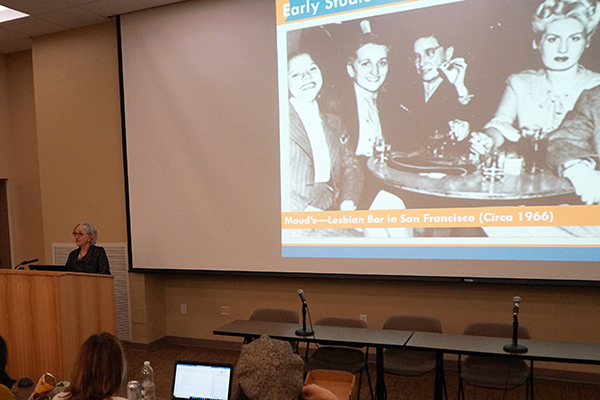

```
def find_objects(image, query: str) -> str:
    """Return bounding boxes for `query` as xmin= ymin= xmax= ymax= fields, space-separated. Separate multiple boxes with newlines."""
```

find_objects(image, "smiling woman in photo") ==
xmin=288 ymin=51 xmax=364 ymax=216
xmin=471 ymin=0 xmax=600 ymax=154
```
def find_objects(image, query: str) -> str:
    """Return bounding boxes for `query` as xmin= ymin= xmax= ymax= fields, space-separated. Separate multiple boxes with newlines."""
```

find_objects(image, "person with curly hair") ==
xmin=471 ymin=0 xmax=600 ymax=155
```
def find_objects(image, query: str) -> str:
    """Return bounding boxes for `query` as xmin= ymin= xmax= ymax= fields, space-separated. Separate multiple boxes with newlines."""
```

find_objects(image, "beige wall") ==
xmin=4 ymin=4 xmax=598 ymax=377
xmin=0 ymin=49 xmax=45 ymax=267
xmin=161 ymin=274 xmax=600 ymax=373
xmin=0 ymin=54 xmax=10 ymax=176
xmin=32 ymin=22 xmax=127 ymax=262
xmin=6 ymin=51 xmax=44 ymax=265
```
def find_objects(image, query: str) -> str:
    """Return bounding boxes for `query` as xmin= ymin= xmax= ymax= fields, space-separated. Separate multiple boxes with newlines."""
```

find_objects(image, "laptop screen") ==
xmin=171 ymin=361 xmax=233 ymax=400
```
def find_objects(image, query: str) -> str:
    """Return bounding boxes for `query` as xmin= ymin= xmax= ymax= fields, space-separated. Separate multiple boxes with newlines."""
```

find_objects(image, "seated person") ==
xmin=235 ymin=335 xmax=337 ymax=400
xmin=288 ymin=51 xmax=363 ymax=215
xmin=398 ymin=33 xmax=473 ymax=153
xmin=471 ymin=0 xmax=600 ymax=156
xmin=547 ymin=85 xmax=600 ymax=205
xmin=288 ymin=51 xmax=412 ymax=237
xmin=0 ymin=336 xmax=16 ymax=400
xmin=342 ymin=20 xmax=391 ymax=158
xmin=54 ymin=333 xmax=126 ymax=400
xmin=340 ymin=20 xmax=398 ymax=208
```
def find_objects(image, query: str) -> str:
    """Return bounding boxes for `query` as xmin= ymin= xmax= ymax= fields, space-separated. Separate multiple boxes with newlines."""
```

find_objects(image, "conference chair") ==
xmin=245 ymin=308 xmax=299 ymax=350
xmin=304 ymin=317 xmax=374 ymax=400
xmin=382 ymin=315 xmax=447 ymax=400
xmin=458 ymin=322 xmax=533 ymax=400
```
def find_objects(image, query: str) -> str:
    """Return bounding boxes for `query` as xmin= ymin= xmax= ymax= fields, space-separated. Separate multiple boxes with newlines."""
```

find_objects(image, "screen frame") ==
xmin=115 ymin=1 xmax=600 ymax=287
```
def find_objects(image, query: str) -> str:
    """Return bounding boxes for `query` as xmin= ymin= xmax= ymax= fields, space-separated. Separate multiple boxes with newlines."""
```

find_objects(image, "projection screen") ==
xmin=120 ymin=0 xmax=600 ymax=282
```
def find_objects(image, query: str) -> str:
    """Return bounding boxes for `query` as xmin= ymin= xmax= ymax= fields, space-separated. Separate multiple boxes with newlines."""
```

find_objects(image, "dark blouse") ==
xmin=65 ymin=245 xmax=110 ymax=275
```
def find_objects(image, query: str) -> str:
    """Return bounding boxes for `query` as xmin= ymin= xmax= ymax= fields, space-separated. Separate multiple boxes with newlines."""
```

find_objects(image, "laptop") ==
xmin=171 ymin=361 xmax=233 ymax=400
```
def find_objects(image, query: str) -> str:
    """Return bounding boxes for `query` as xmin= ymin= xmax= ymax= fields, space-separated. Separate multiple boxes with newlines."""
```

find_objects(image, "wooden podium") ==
xmin=0 ymin=269 xmax=116 ymax=381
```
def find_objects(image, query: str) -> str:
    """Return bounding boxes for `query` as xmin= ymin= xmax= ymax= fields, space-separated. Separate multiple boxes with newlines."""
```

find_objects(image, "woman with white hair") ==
xmin=472 ymin=0 xmax=600 ymax=154
xmin=65 ymin=222 xmax=110 ymax=274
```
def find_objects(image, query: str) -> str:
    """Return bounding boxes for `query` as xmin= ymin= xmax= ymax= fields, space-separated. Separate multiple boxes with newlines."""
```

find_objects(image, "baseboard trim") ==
xmin=124 ymin=337 xmax=600 ymax=385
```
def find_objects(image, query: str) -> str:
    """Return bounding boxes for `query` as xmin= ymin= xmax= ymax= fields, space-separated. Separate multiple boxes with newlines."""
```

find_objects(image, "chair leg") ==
xmin=457 ymin=378 xmax=465 ymax=400
xmin=530 ymin=361 xmax=534 ymax=400
xmin=457 ymin=355 xmax=464 ymax=400
xmin=357 ymin=370 xmax=363 ymax=400
xmin=364 ymin=364 xmax=374 ymax=400
xmin=442 ymin=369 xmax=448 ymax=400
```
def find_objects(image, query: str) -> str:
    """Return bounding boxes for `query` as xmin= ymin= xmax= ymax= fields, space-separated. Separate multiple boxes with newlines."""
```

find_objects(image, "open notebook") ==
xmin=171 ymin=361 xmax=233 ymax=400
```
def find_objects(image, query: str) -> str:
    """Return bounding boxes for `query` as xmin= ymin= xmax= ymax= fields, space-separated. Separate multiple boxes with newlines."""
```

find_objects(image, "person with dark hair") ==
xmin=0 ymin=336 xmax=16 ymax=400
xmin=547 ymin=85 xmax=600 ymax=205
xmin=287 ymin=50 xmax=412 ymax=237
xmin=288 ymin=51 xmax=364 ymax=217
xmin=337 ymin=20 xmax=397 ymax=209
xmin=65 ymin=222 xmax=110 ymax=274
xmin=54 ymin=333 xmax=126 ymax=400
xmin=343 ymin=21 xmax=391 ymax=158
xmin=398 ymin=33 xmax=474 ymax=153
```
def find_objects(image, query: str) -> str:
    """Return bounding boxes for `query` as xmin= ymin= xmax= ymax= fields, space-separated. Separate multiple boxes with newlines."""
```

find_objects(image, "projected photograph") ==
xmin=278 ymin=0 xmax=600 ymax=258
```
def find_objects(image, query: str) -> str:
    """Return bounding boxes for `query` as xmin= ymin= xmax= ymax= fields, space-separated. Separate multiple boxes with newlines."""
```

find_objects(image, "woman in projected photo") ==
xmin=288 ymin=52 xmax=363 ymax=217
xmin=471 ymin=0 xmax=600 ymax=155
xmin=288 ymin=51 xmax=412 ymax=237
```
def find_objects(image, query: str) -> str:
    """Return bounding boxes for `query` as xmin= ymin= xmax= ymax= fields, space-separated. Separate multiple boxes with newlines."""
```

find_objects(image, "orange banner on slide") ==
xmin=282 ymin=205 xmax=600 ymax=229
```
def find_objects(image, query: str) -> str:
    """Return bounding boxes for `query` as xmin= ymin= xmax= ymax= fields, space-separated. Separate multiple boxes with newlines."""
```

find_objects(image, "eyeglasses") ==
xmin=72 ymin=232 xmax=90 ymax=237
xmin=410 ymin=45 xmax=442 ymax=64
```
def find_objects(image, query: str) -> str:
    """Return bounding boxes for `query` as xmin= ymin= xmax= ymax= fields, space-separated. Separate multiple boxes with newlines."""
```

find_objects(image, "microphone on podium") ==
xmin=504 ymin=295 xmax=528 ymax=354
xmin=14 ymin=258 xmax=39 ymax=269
xmin=298 ymin=289 xmax=308 ymax=305
xmin=295 ymin=289 xmax=314 ymax=337
xmin=513 ymin=296 xmax=521 ymax=316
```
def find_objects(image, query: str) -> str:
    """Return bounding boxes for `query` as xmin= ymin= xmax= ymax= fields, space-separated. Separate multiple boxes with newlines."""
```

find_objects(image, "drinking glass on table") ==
xmin=520 ymin=126 xmax=545 ymax=174
xmin=373 ymin=136 xmax=391 ymax=164
xmin=482 ymin=150 xmax=505 ymax=182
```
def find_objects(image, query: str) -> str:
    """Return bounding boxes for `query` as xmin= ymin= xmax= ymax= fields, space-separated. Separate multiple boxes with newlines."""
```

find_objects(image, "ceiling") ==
xmin=0 ymin=0 xmax=187 ymax=53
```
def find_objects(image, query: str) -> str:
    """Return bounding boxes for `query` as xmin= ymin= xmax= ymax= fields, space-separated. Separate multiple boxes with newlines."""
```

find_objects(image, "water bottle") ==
xmin=140 ymin=361 xmax=155 ymax=400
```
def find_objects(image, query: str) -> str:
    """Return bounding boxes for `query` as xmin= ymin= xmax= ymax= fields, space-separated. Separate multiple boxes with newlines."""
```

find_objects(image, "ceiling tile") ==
xmin=0 ymin=16 xmax=66 ymax=36
xmin=80 ymin=0 xmax=149 ymax=18
xmin=0 ymin=0 xmax=72 ymax=15
xmin=0 ymin=0 xmax=192 ymax=53
xmin=38 ymin=7 xmax=108 ymax=29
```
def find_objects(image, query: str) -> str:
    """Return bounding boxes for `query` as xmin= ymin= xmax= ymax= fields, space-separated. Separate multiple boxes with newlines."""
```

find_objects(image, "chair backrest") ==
xmin=249 ymin=308 xmax=299 ymax=324
xmin=383 ymin=315 xmax=442 ymax=333
xmin=463 ymin=322 xmax=531 ymax=339
xmin=315 ymin=317 xmax=367 ymax=329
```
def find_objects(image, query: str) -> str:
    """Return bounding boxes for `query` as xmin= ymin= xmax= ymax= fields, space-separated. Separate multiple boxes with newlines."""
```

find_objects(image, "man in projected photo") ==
xmin=288 ymin=51 xmax=412 ymax=237
xmin=398 ymin=34 xmax=473 ymax=153
xmin=547 ymin=85 xmax=600 ymax=206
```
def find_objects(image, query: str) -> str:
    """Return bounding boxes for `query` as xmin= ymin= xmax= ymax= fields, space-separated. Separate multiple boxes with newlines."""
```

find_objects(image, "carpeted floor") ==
xmin=123 ymin=343 xmax=600 ymax=400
